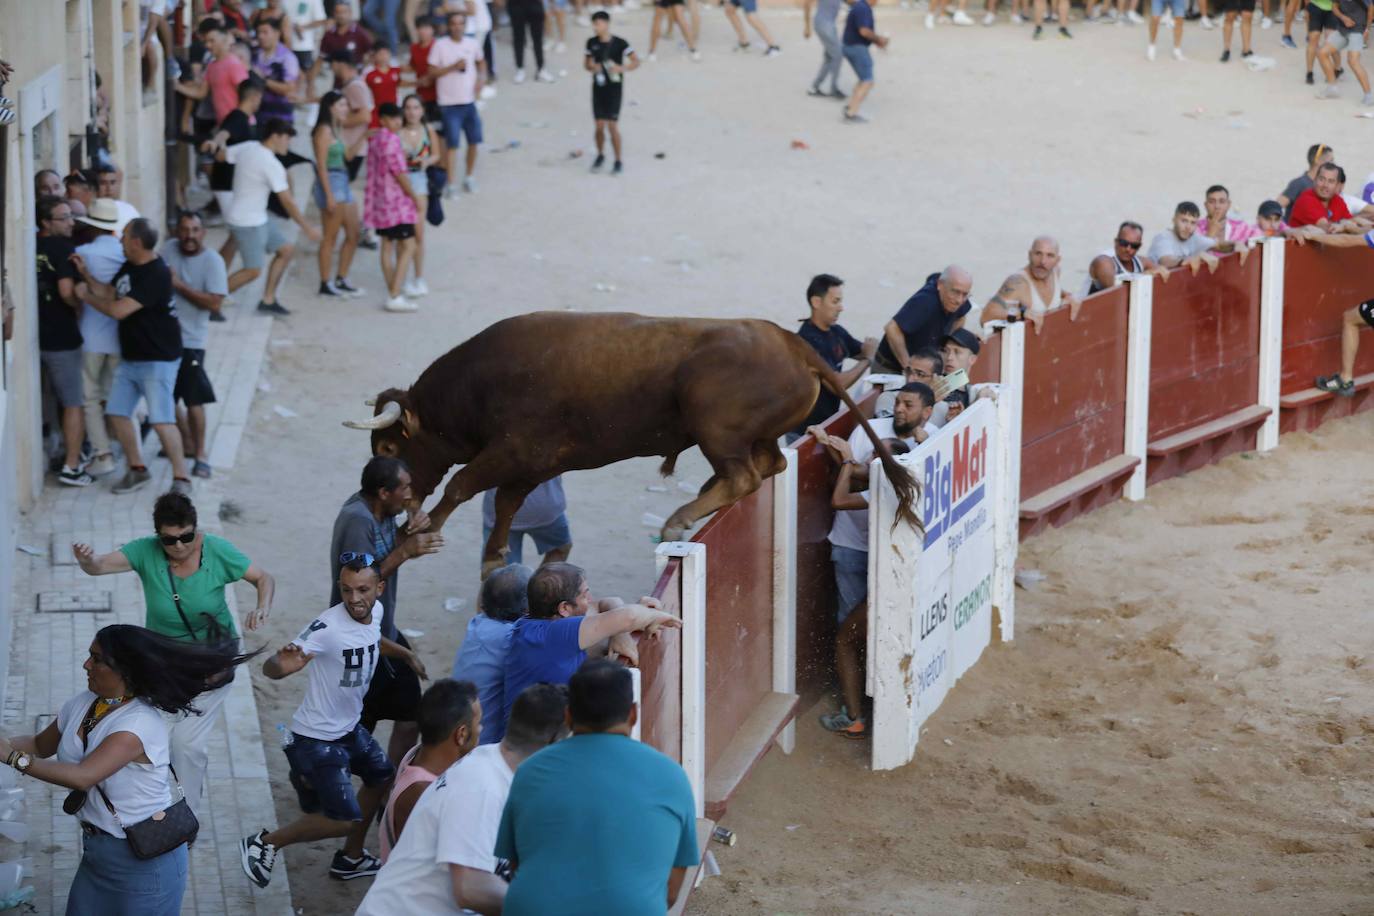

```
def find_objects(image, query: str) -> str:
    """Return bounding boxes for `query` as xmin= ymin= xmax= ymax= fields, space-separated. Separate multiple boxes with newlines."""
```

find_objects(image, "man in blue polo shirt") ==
xmin=501 ymin=563 xmax=679 ymax=727
xmin=874 ymin=265 xmax=973 ymax=374
xmin=495 ymin=659 xmax=699 ymax=915
xmin=790 ymin=273 xmax=876 ymax=440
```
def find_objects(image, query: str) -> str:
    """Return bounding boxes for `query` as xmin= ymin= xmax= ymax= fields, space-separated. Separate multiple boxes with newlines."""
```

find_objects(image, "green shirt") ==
xmin=1311 ymin=0 xmax=1333 ymax=10
xmin=120 ymin=534 xmax=249 ymax=641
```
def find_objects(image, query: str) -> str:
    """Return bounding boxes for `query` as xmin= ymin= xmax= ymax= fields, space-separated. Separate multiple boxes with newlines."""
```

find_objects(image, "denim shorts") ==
xmin=106 ymin=359 xmax=181 ymax=424
xmin=283 ymin=723 xmax=394 ymax=822
xmin=227 ymin=219 xmax=288 ymax=271
xmin=440 ymin=102 xmax=483 ymax=148
xmin=405 ymin=170 xmax=427 ymax=196
xmin=311 ymin=168 xmax=354 ymax=210
xmin=1150 ymin=0 xmax=1186 ymax=16
xmin=831 ymin=544 xmax=868 ymax=624
xmin=731 ymin=0 xmax=758 ymax=11
xmin=843 ymin=44 xmax=874 ymax=82
xmin=483 ymin=513 xmax=573 ymax=566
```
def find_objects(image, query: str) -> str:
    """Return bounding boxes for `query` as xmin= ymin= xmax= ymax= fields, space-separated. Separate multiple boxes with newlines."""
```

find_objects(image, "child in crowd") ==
xmin=365 ymin=102 xmax=423 ymax=312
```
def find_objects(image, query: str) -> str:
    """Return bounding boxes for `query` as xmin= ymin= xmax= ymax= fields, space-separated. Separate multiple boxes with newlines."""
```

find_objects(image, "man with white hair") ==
xmin=873 ymin=265 xmax=972 ymax=374
xmin=981 ymin=236 xmax=1082 ymax=334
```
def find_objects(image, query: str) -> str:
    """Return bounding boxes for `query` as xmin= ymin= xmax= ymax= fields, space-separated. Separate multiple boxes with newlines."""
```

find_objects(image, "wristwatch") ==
xmin=7 ymin=750 xmax=30 ymax=773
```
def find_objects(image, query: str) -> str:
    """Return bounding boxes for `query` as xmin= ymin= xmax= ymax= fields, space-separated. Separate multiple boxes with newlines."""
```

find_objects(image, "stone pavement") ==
xmin=6 ymin=288 xmax=293 ymax=914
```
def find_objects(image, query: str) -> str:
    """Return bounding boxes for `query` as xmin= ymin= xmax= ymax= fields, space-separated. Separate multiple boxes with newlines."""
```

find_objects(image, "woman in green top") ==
xmin=72 ymin=491 xmax=274 ymax=814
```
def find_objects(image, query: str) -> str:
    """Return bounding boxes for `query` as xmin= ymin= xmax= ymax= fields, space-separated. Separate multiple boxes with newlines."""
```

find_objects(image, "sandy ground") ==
xmin=215 ymin=4 xmax=1374 ymax=912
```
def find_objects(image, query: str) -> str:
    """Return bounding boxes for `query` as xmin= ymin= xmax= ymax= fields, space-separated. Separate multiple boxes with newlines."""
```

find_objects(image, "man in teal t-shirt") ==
xmin=494 ymin=659 xmax=699 ymax=915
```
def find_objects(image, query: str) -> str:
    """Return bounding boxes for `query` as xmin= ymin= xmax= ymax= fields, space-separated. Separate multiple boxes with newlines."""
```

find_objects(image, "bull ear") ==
xmin=401 ymin=409 xmax=421 ymax=439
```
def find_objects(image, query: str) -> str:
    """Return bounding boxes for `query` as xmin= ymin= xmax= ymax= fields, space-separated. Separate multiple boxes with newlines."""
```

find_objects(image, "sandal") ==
xmin=1315 ymin=374 xmax=1356 ymax=397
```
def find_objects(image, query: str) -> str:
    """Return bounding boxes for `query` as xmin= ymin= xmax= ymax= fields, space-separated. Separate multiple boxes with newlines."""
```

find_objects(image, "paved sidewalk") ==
xmin=6 ymin=291 xmax=292 ymax=914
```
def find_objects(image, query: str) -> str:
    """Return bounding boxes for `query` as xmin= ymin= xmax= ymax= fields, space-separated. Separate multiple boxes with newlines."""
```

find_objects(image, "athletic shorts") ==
xmin=293 ymin=49 xmax=314 ymax=72
xmin=174 ymin=349 xmax=216 ymax=407
xmin=1329 ymin=27 xmax=1366 ymax=50
xmin=1151 ymin=0 xmax=1187 ymax=15
xmin=1359 ymin=299 xmax=1374 ymax=328
xmin=228 ymin=219 xmax=288 ymax=271
xmin=106 ymin=358 xmax=180 ymax=424
xmin=440 ymin=102 xmax=483 ymax=148
xmin=657 ymin=0 xmax=685 ymax=7
xmin=377 ymin=223 xmax=416 ymax=240
xmin=283 ymin=724 xmax=394 ymax=822
xmin=40 ymin=349 xmax=85 ymax=408
xmin=831 ymin=544 xmax=868 ymax=624
xmin=483 ymin=513 xmax=573 ymax=566
xmin=1307 ymin=3 xmax=1335 ymax=31
xmin=362 ymin=631 xmax=422 ymax=724
xmin=843 ymin=44 xmax=874 ymax=82
xmin=592 ymin=85 xmax=623 ymax=121
xmin=312 ymin=168 xmax=354 ymax=210
xmin=1215 ymin=0 xmax=1255 ymax=12
xmin=731 ymin=0 xmax=758 ymax=12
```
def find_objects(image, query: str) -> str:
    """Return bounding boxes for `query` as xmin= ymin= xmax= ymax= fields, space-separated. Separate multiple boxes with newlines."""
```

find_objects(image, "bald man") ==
xmin=874 ymin=265 xmax=973 ymax=374
xmin=982 ymin=236 xmax=1082 ymax=334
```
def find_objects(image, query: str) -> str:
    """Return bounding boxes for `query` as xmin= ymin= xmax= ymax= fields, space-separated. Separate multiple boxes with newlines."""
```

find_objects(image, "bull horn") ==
xmin=343 ymin=400 xmax=402 ymax=430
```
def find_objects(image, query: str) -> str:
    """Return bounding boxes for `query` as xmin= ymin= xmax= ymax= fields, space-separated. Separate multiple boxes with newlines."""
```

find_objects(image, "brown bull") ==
xmin=344 ymin=312 xmax=917 ymax=572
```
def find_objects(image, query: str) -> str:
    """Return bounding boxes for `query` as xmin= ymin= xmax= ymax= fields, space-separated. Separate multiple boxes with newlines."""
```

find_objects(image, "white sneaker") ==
xmin=480 ymin=84 xmax=497 ymax=100
xmin=924 ymin=11 xmax=935 ymax=26
xmin=1011 ymin=12 xmax=1025 ymax=22
xmin=1127 ymin=8 xmax=1144 ymax=21
xmin=536 ymin=68 xmax=556 ymax=82
xmin=952 ymin=8 xmax=974 ymax=24
xmin=543 ymin=39 xmax=553 ymax=51
xmin=1172 ymin=45 xmax=1185 ymax=59
xmin=1146 ymin=42 xmax=1156 ymax=59
xmin=384 ymin=295 xmax=418 ymax=312
xmin=690 ymin=49 xmax=702 ymax=61
xmin=514 ymin=68 xmax=527 ymax=84
xmin=555 ymin=41 xmax=567 ymax=52
xmin=982 ymin=10 xmax=995 ymax=23
xmin=1260 ymin=14 xmax=1272 ymax=27
xmin=1200 ymin=13 xmax=1214 ymax=27
xmin=648 ymin=52 xmax=658 ymax=61
xmin=462 ymin=176 xmax=477 ymax=193
xmin=576 ymin=13 xmax=591 ymax=25
xmin=403 ymin=278 xmax=430 ymax=297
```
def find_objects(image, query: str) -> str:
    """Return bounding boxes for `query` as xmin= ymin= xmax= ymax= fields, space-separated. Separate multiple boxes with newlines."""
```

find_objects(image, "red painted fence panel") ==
xmin=968 ymin=327 xmax=1002 ymax=386
xmin=637 ymin=561 xmax=682 ymax=763
xmin=1280 ymin=241 xmax=1374 ymax=395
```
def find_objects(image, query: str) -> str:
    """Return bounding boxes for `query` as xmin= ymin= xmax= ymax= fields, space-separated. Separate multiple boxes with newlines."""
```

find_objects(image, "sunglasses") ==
xmin=1115 ymin=238 xmax=1142 ymax=250
xmin=339 ymin=551 xmax=376 ymax=567
xmin=159 ymin=530 xmax=196 ymax=546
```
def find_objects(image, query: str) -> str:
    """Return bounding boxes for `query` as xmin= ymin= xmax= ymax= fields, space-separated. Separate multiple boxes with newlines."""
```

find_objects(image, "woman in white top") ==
xmin=0 ymin=625 xmax=255 ymax=915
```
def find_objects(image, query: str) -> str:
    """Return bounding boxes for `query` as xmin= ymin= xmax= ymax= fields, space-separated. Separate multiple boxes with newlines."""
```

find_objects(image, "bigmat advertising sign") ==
xmin=868 ymin=398 xmax=1000 ymax=772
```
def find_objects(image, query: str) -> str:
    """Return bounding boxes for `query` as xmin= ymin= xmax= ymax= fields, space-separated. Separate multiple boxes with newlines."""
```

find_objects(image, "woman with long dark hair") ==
xmin=397 ymin=93 xmax=441 ymax=298
xmin=72 ymin=491 xmax=274 ymax=815
xmin=312 ymin=89 xmax=367 ymax=299
xmin=0 ymin=625 xmax=257 ymax=915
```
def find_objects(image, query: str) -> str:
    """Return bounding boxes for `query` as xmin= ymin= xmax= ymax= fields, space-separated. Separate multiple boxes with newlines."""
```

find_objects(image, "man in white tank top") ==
xmin=981 ymin=235 xmax=1081 ymax=333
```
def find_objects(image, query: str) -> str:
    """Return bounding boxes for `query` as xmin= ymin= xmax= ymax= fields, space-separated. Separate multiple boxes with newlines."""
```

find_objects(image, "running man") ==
xmin=1316 ymin=0 xmax=1374 ymax=104
xmin=841 ymin=0 xmax=889 ymax=123
xmin=724 ymin=0 xmax=782 ymax=56
xmin=239 ymin=555 xmax=429 ymax=888
xmin=586 ymin=12 xmax=639 ymax=175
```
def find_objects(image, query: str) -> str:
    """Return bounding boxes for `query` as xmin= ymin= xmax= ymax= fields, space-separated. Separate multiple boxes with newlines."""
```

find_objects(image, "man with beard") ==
xmin=981 ymin=235 xmax=1082 ymax=334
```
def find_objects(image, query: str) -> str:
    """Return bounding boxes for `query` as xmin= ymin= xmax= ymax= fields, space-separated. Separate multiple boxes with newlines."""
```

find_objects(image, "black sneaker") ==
xmin=591 ymin=153 xmax=605 ymax=172
xmin=1242 ymin=49 xmax=1254 ymax=58
xmin=334 ymin=277 xmax=365 ymax=298
xmin=209 ymin=310 xmax=227 ymax=322
xmin=612 ymin=161 xmax=623 ymax=175
xmin=1033 ymin=24 xmax=1044 ymax=38
xmin=357 ymin=230 xmax=379 ymax=251
xmin=257 ymin=301 xmax=291 ymax=316
xmin=1315 ymin=374 xmax=1356 ymax=397
xmin=1220 ymin=49 xmax=1231 ymax=61
xmin=329 ymin=849 xmax=382 ymax=880
xmin=58 ymin=466 xmax=94 ymax=487
xmin=1306 ymin=71 xmax=1315 ymax=84
xmin=1058 ymin=25 xmax=1072 ymax=37
xmin=319 ymin=280 xmax=343 ymax=297
xmin=240 ymin=830 xmax=277 ymax=888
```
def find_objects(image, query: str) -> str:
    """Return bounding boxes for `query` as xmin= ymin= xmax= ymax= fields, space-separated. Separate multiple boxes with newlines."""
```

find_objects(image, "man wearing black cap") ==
xmin=223 ymin=118 xmax=320 ymax=316
xmin=926 ymin=329 xmax=982 ymax=429
xmin=874 ymin=266 xmax=973 ymax=374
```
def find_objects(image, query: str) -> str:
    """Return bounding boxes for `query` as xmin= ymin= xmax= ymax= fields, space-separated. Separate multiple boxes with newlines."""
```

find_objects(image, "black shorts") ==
xmin=174 ymin=349 xmax=217 ymax=407
xmin=1307 ymin=3 xmax=1335 ymax=32
xmin=593 ymin=85 xmax=623 ymax=122
xmin=423 ymin=99 xmax=443 ymax=125
xmin=346 ymin=155 xmax=364 ymax=183
xmin=657 ymin=0 xmax=684 ymax=7
xmin=361 ymin=631 xmax=422 ymax=724
xmin=377 ymin=224 xmax=416 ymax=240
xmin=1359 ymin=299 xmax=1374 ymax=329
xmin=1216 ymin=0 xmax=1255 ymax=12
xmin=293 ymin=49 xmax=314 ymax=72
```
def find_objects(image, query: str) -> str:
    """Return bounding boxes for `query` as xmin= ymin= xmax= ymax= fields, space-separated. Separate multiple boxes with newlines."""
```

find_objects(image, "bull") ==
xmin=343 ymin=312 xmax=918 ymax=574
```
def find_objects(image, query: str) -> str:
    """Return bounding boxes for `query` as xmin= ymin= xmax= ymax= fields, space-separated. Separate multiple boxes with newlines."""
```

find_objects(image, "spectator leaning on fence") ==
xmin=874 ymin=266 xmax=972 ymax=374
xmin=1147 ymin=201 xmax=1220 ymax=271
xmin=1289 ymin=162 xmax=1353 ymax=228
xmin=791 ymin=273 xmax=877 ymax=439
xmin=1086 ymin=221 xmax=1165 ymax=295
xmin=981 ymin=236 xmax=1081 ymax=334
xmin=1276 ymin=142 xmax=1334 ymax=220
xmin=1198 ymin=184 xmax=1265 ymax=252
xmin=453 ymin=564 xmax=534 ymax=746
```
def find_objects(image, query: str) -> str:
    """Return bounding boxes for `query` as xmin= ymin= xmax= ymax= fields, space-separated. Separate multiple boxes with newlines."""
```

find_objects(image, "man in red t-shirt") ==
xmin=408 ymin=17 xmax=440 ymax=122
xmin=365 ymin=45 xmax=402 ymax=128
xmin=204 ymin=20 xmax=251 ymax=124
xmin=1290 ymin=162 xmax=1353 ymax=228
xmin=316 ymin=2 xmax=374 ymax=86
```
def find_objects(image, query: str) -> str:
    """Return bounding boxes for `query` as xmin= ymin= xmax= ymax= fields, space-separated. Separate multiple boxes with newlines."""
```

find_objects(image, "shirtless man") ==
xmin=1086 ymin=221 xmax=1167 ymax=295
xmin=981 ymin=235 xmax=1082 ymax=333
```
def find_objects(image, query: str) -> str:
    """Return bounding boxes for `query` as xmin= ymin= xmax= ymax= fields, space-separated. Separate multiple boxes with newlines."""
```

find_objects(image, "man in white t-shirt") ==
xmin=240 ymin=556 xmax=429 ymax=888
xmin=224 ymin=118 xmax=320 ymax=316
xmin=812 ymin=382 xmax=933 ymax=739
xmin=356 ymin=682 xmax=569 ymax=915
xmin=429 ymin=11 xmax=486 ymax=194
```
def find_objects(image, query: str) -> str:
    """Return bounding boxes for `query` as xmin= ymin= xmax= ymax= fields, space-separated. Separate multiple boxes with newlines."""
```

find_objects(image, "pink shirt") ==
xmin=378 ymin=746 xmax=440 ymax=863
xmin=364 ymin=129 xmax=417 ymax=230
xmin=428 ymin=35 xmax=482 ymax=106
xmin=207 ymin=55 xmax=250 ymax=124
xmin=1197 ymin=216 xmax=1263 ymax=247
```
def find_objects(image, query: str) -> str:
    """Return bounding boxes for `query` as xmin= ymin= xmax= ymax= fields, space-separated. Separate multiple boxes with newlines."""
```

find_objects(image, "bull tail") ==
xmin=803 ymin=348 xmax=922 ymax=533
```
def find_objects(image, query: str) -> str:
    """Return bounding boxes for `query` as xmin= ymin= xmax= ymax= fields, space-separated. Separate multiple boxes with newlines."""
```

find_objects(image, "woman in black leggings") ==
xmin=508 ymin=0 xmax=549 ymax=80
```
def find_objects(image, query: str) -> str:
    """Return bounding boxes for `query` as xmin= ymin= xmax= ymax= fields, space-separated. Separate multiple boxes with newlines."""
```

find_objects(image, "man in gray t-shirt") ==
xmin=159 ymin=212 xmax=228 ymax=479
xmin=1147 ymin=201 xmax=1219 ymax=270
xmin=480 ymin=475 xmax=573 ymax=567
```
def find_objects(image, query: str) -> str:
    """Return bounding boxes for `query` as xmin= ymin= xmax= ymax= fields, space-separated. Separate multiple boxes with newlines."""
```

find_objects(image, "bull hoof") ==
xmin=661 ymin=526 xmax=688 ymax=543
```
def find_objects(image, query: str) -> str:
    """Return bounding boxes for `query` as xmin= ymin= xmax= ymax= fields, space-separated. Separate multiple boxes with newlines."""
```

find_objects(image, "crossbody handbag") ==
xmin=165 ymin=561 xmax=238 ymax=688
xmin=76 ymin=701 xmax=201 ymax=859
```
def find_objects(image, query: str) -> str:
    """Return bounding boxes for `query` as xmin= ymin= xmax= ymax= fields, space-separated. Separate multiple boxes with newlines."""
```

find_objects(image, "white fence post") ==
xmin=655 ymin=540 xmax=707 ymax=819
xmin=1123 ymin=274 xmax=1154 ymax=501
xmin=993 ymin=322 xmax=1025 ymax=642
xmin=1257 ymin=238 xmax=1287 ymax=452
xmin=629 ymin=668 xmax=642 ymax=741
xmin=771 ymin=452 xmax=798 ymax=754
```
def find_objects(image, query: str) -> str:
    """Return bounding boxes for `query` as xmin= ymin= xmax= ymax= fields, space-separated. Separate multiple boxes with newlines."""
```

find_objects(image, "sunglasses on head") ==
xmin=1115 ymin=238 xmax=1142 ymax=250
xmin=159 ymin=530 xmax=196 ymax=546
xmin=339 ymin=551 xmax=376 ymax=567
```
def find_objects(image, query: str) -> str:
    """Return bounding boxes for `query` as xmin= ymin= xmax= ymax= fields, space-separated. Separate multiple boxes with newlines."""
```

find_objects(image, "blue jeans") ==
xmin=66 ymin=832 xmax=187 ymax=916
xmin=363 ymin=0 xmax=402 ymax=52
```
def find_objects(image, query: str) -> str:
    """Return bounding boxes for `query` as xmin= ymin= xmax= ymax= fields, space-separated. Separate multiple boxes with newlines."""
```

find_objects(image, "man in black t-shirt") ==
xmin=584 ymin=13 xmax=639 ymax=176
xmin=35 ymin=196 xmax=92 ymax=487
xmin=874 ymin=266 xmax=973 ymax=374
xmin=790 ymin=273 xmax=877 ymax=439
xmin=73 ymin=218 xmax=193 ymax=497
